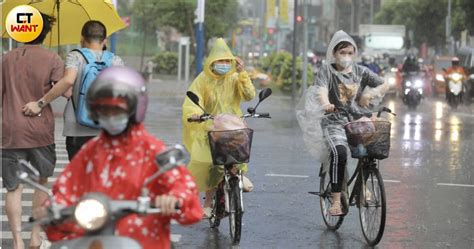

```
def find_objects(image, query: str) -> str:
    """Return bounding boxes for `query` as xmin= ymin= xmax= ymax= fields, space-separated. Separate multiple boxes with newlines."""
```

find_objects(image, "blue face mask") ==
xmin=213 ymin=63 xmax=232 ymax=75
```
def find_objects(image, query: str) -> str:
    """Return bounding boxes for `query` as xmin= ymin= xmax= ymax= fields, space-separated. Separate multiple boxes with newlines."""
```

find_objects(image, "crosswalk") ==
xmin=1 ymin=139 xmax=182 ymax=247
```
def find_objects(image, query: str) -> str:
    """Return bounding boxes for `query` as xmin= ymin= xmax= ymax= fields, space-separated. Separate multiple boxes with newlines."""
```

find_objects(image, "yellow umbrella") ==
xmin=2 ymin=0 xmax=126 ymax=47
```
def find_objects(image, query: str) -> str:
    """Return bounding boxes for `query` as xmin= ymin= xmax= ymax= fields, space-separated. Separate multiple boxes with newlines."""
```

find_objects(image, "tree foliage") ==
xmin=375 ymin=0 xmax=472 ymax=48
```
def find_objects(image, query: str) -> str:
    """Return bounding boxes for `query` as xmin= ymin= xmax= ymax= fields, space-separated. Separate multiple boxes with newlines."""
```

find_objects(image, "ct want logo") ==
xmin=5 ymin=5 xmax=44 ymax=43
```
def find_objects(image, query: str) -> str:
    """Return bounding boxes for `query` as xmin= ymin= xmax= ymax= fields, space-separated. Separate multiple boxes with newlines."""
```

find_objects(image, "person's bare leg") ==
xmin=29 ymin=177 xmax=48 ymax=247
xmin=329 ymin=192 xmax=343 ymax=215
xmin=204 ymin=188 xmax=216 ymax=208
xmin=6 ymin=184 xmax=25 ymax=249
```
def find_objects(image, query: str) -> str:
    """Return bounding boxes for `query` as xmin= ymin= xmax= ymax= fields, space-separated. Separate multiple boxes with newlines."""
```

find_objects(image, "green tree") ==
xmin=132 ymin=0 xmax=161 ymax=70
xmin=375 ymin=0 xmax=470 ymax=49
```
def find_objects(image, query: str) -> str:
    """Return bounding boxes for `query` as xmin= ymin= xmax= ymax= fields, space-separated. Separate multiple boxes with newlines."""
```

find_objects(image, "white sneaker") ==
xmin=203 ymin=207 xmax=212 ymax=219
xmin=242 ymin=175 xmax=254 ymax=192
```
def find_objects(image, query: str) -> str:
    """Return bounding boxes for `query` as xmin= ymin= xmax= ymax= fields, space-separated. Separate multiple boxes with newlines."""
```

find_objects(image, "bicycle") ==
xmin=186 ymin=89 xmax=272 ymax=245
xmin=315 ymin=106 xmax=396 ymax=246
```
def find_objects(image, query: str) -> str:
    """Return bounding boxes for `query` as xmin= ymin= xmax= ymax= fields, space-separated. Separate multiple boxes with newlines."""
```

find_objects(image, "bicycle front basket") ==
xmin=208 ymin=128 xmax=254 ymax=165
xmin=344 ymin=120 xmax=391 ymax=160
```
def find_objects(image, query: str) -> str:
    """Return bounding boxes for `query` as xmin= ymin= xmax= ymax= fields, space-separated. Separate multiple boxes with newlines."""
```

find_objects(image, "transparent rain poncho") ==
xmin=296 ymin=30 xmax=388 ymax=167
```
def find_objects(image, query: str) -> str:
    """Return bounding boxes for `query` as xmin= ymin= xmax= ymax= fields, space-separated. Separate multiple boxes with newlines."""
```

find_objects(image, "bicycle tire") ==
xmin=319 ymin=165 xmax=344 ymax=230
xmin=228 ymin=178 xmax=242 ymax=245
xmin=359 ymin=168 xmax=386 ymax=246
xmin=209 ymin=185 xmax=224 ymax=228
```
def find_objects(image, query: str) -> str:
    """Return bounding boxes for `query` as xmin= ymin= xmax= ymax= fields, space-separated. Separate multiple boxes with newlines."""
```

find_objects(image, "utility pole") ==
xmin=446 ymin=0 xmax=452 ymax=54
xmin=195 ymin=0 xmax=205 ymax=75
xmin=291 ymin=0 xmax=299 ymax=102
xmin=302 ymin=0 xmax=309 ymax=95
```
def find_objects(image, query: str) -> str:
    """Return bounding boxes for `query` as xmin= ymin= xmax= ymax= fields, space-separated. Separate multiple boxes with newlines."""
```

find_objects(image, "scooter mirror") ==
xmin=156 ymin=144 xmax=190 ymax=172
xmin=259 ymin=88 xmax=272 ymax=102
xmin=186 ymin=91 xmax=200 ymax=106
xmin=16 ymin=159 xmax=40 ymax=182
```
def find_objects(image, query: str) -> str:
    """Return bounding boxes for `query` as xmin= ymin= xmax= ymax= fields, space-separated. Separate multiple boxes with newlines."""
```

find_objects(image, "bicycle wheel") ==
xmin=359 ymin=168 xmax=386 ymax=246
xmin=319 ymin=166 xmax=344 ymax=230
xmin=228 ymin=178 xmax=242 ymax=245
xmin=209 ymin=185 xmax=224 ymax=228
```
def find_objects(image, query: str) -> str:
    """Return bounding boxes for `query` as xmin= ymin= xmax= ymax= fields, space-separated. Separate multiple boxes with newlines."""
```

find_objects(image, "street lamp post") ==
xmin=195 ymin=0 xmax=206 ymax=75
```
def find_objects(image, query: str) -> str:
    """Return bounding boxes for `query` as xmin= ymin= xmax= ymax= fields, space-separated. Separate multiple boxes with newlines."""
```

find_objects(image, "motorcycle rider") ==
xmin=360 ymin=54 xmax=381 ymax=75
xmin=34 ymin=67 xmax=203 ymax=249
xmin=444 ymin=57 xmax=467 ymax=100
xmin=402 ymin=54 xmax=420 ymax=74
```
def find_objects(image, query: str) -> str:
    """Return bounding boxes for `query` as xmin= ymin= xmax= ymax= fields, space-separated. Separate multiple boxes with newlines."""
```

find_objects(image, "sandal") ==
xmin=202 ymin=207 xmax=212 ymax=219
xmin=328 ymin=200 xmax=345 ymax=216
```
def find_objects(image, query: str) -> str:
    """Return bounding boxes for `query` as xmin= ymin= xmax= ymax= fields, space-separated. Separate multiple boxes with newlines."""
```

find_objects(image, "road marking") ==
xmin=437 ymin=183 xmax=474 ymax=188
xmin=0 ymin=231 xmax=182 ymax=243
xmin=1 ymin=232 xmax=47 ymax=239
xmin=0 ymin=201 xmax=33 ymax=206
xmin=383 ymin=179 xmax=401 ymax=183
xmin=54 ymin=167 xmax=65 ymax=173
xmin=265 ymin=173 xmax=309 ymax=178
xmin=0 ymin=177 xmax=57 ymax=183
xmin=1 ymin=189 xmax=35 ymax=194
xmin=56 ymin=160 xmax=69 ymax=164
xmin=1 ymin=215 xmax=31 ymax=222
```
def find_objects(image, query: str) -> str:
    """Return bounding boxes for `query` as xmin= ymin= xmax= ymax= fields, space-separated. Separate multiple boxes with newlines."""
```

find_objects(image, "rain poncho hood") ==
xmin=182 ymin=38 xmax=256 ymax=191
xmin=326 ymin=30 xmax=358 ymax=64
xmin=204 ymin=38 xmax=236 ymax=78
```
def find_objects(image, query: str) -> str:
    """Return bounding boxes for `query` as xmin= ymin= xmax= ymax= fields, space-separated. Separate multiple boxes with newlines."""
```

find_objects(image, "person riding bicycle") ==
xmin=35 ymin=67 xmax=203 ymax=249
xmin=182 ymin=38 xmax=256 ymax=218
xmin=296 ymin=30 xmax=388 ymax=216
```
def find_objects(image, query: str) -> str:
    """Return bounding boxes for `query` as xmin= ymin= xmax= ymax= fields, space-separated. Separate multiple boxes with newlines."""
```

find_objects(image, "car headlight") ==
xmin=74 ymin=197 xmax=109 ymax=231
xmin=450 ymin=73 xmax=462 ymax=81
xmin=405 ymin=81 xmax=412 ymax=87
xmin=415 ymin=80 xmax=423 ymax=88
xmin=436 ymin=74 xmax=445 ymax=82
xmin=388 ymin=77 xmax=396 ymax=85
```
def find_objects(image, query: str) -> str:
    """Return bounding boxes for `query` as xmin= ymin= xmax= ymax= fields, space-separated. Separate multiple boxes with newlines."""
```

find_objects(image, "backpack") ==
xmin=72 ymin=48 xmax=114 ymax=128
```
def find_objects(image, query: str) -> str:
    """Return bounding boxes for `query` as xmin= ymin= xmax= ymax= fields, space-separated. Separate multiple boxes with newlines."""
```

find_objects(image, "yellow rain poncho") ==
xmin=182 ymin=38 xmax=256 ymax=191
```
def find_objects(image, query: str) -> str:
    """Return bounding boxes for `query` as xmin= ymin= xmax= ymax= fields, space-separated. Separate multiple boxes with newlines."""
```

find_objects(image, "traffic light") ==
xmin=296 ymin=15 xmax=303 ymax=23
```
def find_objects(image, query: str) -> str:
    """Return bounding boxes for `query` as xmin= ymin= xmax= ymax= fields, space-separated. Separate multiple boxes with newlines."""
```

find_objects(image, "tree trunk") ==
xmin=185 ymin=8 xmax=197 ymax=54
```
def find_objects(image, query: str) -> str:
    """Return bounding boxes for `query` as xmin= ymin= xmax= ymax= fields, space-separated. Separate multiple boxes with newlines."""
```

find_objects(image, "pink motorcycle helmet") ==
xmin=86 ymin=66 xmax=148 ymax=123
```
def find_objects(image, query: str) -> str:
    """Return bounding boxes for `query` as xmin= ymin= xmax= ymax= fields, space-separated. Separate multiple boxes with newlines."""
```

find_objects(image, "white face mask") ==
xmin=336 ymin=55 xmax=353 ymax=69
xmin=98 ymin=113 xmax=129 ymax=136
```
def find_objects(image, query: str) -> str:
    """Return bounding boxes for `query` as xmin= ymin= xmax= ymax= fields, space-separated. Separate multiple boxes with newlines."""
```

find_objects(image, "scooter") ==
xmin=16 ymin=145 xmax=189 ymax=249
xmin=402 ymin=72 xmax=425 ymax=110
xmin=446 ymin=71 xmax=465 ymax=109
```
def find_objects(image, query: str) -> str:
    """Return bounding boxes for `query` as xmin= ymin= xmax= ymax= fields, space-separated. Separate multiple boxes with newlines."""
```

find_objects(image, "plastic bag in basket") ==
xmin=212 ymin=113 xmax=247 ymax=131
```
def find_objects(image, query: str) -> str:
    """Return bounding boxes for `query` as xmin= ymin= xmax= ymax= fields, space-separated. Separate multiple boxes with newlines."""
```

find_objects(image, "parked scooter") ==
xmin=401 ymin=72 xmax=425 ymax=110
xmin=16 ymin=145 xmax=189 ymax=249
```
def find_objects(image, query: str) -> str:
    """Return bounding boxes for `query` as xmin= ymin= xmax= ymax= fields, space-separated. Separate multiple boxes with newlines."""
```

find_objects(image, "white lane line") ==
xmin=1 ymin=232 xmax=47 ymax=239
xmin=383 ymin=179 xmax=401 ymax=183
xmin=1 ymin=215 xmax=31 ymax=222
xmin=437 ymin=183 xmax=474 ymax=188
xmin=0 ymin=177 xmax=57 ymax=183
xmin=0 ymin=201 xmax=33 ymax=206
xmin=171 ymin=234 xmax=182 ymax=243
xmin=0 ymin=231 xmax=182 ymax=243
xmin=2 ymin=189 xmax=36 ymax=194
xmin=56 ymin=160 xmax=69 ymax=164
xmin=265 ymin=173 xmax=309 ymax=178
xmin=54 ymin=167 xmax=65 ymax=173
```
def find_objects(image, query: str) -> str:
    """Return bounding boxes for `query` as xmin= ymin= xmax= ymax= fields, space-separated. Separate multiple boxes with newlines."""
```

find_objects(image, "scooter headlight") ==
xmin=414 ymin=80 xmax=423 ymax=88
xmin=388 ymin=77 xmax=396 ymax=85
xmin=436 ymin=74 xmax=445 ymax=82
xmin=450 ymin=73 xmax=462 ymax=81
xmin=74 ymin=196 xmax=109 ymax=231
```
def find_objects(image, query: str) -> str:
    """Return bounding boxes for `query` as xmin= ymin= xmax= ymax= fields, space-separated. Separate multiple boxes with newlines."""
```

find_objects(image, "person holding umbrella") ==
xmin=23 ymin=21 xmax=124 ymax=160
